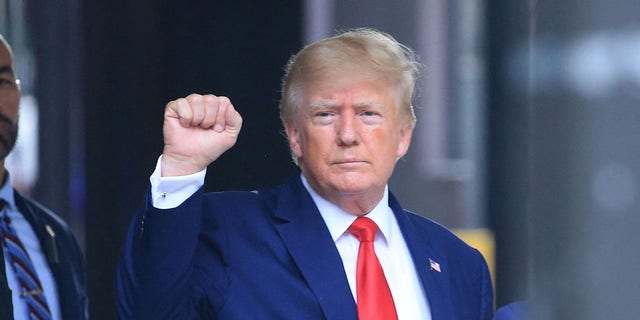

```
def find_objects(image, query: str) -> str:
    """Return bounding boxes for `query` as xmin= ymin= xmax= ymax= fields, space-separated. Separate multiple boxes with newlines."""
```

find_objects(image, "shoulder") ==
xmin=389 ymin=192 xmax=459 ymax=243
xmin=198 ymin=183 xmax=284 ymax=226
xmin=388 ymin=190 xmax=476 ymax=256
xmin=397 ymin=208 xmax=488 ymax=270
xmin=397 ymin=205 xmax=472 ymax=251
xmin=13 ymin=191 xmax=77 ymax=241
xmin=202 ymin=176 xmax=302 ymax=209
xmin=201 ymin=189 xmax=265 ymax=211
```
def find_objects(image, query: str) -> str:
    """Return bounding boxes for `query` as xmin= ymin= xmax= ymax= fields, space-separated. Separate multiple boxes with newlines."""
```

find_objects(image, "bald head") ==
xmin=0 ymin=34 xmax=17 ymax=85
xmin=0 ymin=35 xmax=13 ymax=55
xmin=0 ymin=34 xmax=20 ymax=164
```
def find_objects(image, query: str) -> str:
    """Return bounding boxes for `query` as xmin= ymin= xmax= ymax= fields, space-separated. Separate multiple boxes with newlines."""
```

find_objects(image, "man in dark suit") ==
xmin=116 ymin=28 xmax=493 ymax=319
xmin=0 ymin=35 xmax=88 ymax=319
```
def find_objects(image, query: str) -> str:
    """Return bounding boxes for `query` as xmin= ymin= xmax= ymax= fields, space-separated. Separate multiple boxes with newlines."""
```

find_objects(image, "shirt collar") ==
xmin=300 ymin=174 xmax=394 ymax=244
xmin=0 ymin=171 xmax=16 ymax=211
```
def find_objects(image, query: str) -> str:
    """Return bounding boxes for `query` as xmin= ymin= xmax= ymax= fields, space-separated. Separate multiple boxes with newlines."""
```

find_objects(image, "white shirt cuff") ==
xmin=150 ymin=155 xmax=206 ymax=209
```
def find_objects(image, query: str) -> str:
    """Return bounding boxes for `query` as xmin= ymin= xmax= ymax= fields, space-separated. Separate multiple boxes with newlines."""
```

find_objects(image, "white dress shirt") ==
xmin=1 ymin=174 xmax=61 ymax=320
xmin=150 ymin=156 xmax=431 ymax=319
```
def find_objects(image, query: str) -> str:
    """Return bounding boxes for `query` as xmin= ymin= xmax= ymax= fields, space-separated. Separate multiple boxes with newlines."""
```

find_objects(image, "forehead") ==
xmin=302 ymin=70 xmax=398 ymax=106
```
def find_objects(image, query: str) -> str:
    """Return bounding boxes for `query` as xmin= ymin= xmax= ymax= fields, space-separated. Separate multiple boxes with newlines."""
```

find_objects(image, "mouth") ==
xmin=332 ymin=159 xmax=367 ymax=167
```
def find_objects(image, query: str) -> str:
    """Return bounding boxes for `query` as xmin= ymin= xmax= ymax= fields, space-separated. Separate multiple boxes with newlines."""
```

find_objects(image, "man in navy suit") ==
xmin=0 ymin=35 xmax=88 ymax=319
xmin=116 ymin=28 xmax=493 ymax=319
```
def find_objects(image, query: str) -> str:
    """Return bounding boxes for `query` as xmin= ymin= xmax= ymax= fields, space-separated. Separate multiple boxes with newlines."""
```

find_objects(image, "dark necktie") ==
xmin=0 ymin=203 xmax=52 ymax=320
xmin=348 ymin=217 xmax=398 ymax=320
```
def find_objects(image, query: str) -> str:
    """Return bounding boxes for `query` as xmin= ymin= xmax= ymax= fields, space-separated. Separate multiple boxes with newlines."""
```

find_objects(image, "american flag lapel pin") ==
xmin=429 ymin=258 xmax=441 ymax=272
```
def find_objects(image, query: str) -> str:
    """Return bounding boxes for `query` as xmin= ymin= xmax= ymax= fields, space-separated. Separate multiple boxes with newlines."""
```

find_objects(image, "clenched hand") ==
xmin=161 ymin=93 xmax=242 ymax=177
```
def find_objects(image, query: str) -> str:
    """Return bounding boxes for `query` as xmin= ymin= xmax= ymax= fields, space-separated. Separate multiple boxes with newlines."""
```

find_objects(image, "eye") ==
xmin=311 ymin=111 xmax=336 ymax=125
xmin=0 ymin=77 xmax=18 ymax=88
xmin=361 ymin=111 xmax=377 ymax=117
xmin=359 ymin=110 xmax=383 ymax=124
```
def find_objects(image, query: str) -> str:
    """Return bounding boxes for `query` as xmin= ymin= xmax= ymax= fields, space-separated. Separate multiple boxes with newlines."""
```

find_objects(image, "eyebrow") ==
xmin=309 ymin=100 xmax=385 ymax=110
xmin=309 ymin=100 xmax=339 ymax=110
xmin=0 ymin=65 xmax=15 ymax=76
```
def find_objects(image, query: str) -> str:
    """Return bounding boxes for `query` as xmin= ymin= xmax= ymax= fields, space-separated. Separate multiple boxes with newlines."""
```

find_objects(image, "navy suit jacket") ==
xmin=116 ymin=176 xmax=493 ymax=319
xmin=0 ymin=191 xmax=88 ymax=320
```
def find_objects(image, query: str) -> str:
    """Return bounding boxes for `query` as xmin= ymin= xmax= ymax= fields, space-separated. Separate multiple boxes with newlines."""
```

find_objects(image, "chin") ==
xmin=329 ymin=178 xmax=376 ymax=195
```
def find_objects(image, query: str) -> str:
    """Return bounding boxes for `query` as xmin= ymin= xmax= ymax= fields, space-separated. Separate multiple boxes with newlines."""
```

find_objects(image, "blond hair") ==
xmin=279 ymin=28 xmax=419 ymax=126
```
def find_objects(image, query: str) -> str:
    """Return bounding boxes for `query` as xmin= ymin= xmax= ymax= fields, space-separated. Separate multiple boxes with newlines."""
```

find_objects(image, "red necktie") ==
xmin=349 ymin=217 xmax=398 ymax=320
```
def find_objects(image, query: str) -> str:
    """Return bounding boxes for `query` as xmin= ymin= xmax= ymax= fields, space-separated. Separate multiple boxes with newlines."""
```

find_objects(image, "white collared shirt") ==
xmin=0 ymin=174 xmax=61 ymax=320
xmin=150 ymin=156 xmax=431 ymax=319
xmin=300 ymin=175 xmax=431 ymax=320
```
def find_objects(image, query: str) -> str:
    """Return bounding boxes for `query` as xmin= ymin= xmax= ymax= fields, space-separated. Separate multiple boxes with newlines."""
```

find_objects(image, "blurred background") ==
xmin=1 ymin=0 xmax=639 ymax=319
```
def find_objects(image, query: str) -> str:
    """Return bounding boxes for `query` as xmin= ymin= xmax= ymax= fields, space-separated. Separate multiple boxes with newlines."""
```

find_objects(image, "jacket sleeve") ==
xmin=115 ymin=187 xmax=221 ymax=319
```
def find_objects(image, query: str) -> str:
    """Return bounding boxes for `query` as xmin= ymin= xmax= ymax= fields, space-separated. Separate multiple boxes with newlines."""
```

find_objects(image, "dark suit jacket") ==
xmin=116 ymin=176 xmax=493 ymax=319
xmin=0 ymin=191 xmax=88 ymax=320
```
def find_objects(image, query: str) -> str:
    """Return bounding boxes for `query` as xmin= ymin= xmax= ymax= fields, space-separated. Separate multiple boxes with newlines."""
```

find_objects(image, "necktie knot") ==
xmin=348 ymin=217 xmax=378 ymax=242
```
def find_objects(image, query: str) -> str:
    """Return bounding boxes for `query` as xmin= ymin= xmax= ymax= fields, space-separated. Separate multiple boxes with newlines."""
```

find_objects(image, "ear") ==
xmin=284 ymin=121 xmax=303 ymax=159
xmin=396 ymin=123 xmax=414 ymax=158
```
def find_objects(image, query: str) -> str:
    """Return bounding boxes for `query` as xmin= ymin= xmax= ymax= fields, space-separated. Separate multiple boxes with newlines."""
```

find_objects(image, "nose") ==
xmin=336 ymin=113 xmax=360 ymax=146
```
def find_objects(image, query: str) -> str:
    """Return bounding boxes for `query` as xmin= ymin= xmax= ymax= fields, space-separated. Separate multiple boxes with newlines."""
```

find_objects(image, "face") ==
xmin=285 ymin=70 xmax=413 ymax=205
xmin=0 ymin=39 xmax=20 ymax=160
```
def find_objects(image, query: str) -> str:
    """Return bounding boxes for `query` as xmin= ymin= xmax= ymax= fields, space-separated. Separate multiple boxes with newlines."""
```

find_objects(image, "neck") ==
xmin=319 ymin=187 xmax=385 ymax=216
xmin=336 ymin=198 xmax=381 ymax=216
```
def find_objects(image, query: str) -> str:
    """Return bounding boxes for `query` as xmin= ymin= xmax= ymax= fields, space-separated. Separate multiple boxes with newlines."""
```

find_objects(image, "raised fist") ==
xmin=161 ymin=93 xmax=242 ymax=176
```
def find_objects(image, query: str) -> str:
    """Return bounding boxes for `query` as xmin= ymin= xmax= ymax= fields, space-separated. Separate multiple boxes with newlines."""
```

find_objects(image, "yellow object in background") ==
xmin=453 ymin=228 xmax=495 ymax=290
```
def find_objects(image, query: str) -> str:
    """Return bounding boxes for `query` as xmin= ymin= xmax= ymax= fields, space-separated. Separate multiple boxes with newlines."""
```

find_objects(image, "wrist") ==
xmin=160 ymin=153 xmax=207 ymax=177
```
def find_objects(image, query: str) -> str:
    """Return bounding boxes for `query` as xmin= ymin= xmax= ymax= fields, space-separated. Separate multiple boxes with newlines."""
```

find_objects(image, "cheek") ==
xmin=299 ymin=136 xmax=322 ymax=161
xmin=364 ymin=129 xmax=404 ymax=162
xmin=300 ymin=127 xmax=332 ymax=150
xmin=0 ymin=94 xmax=20 ymax=119
xmin=367 ymin=129 xmax=394 ymax=148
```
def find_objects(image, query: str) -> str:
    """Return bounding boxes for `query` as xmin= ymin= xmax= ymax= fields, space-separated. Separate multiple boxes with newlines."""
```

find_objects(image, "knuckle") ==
xmin=203 ymin=95 xmax=217 ymax=105
xmin=185 ymin=93 xmax=203 ymax=104
xmin=218 ymin=96 xmax=231 ymax=105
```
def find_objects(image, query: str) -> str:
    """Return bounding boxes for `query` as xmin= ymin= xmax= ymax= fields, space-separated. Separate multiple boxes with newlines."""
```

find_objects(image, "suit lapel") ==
xmin=389 ymin=192 xmax=456 ymax=320
xmin=13 ymin=192 xmax=64 ymax=312
xmin=270 ymin=178 xmax=358 ymax=320
xmin=13 ymin=192 xmax=59 ymax=267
